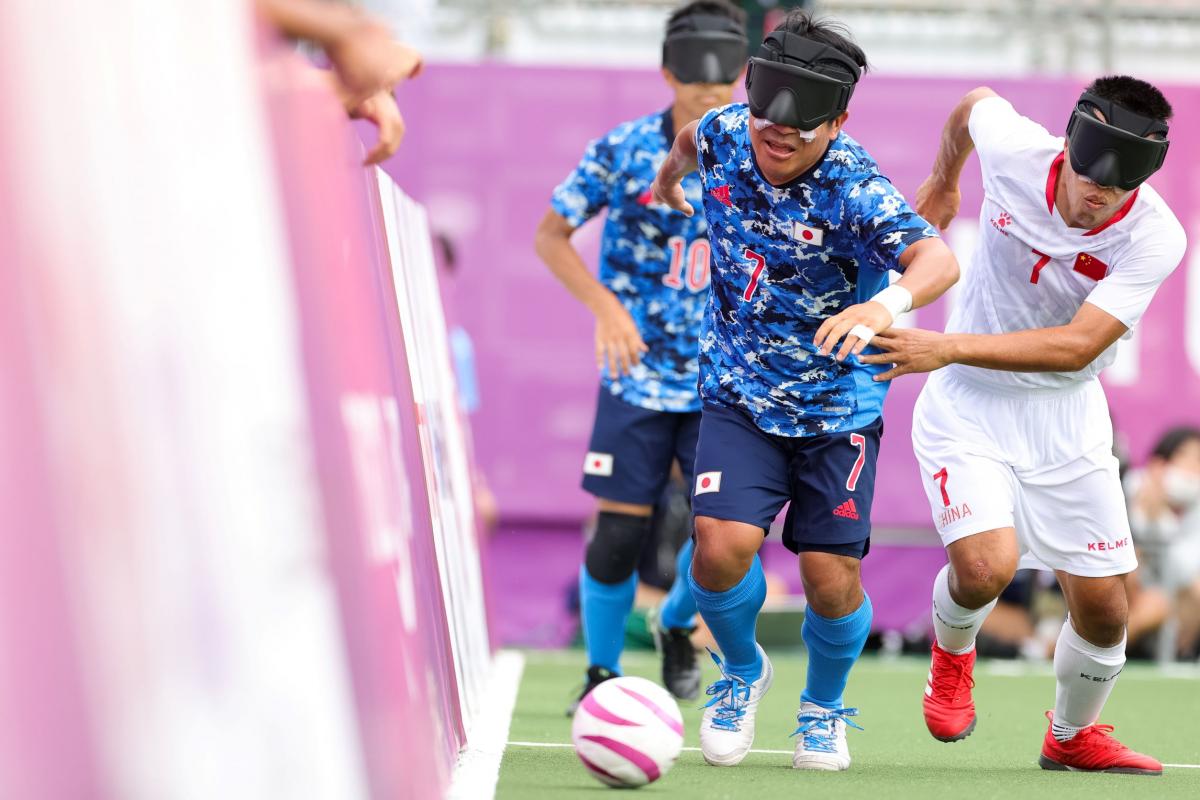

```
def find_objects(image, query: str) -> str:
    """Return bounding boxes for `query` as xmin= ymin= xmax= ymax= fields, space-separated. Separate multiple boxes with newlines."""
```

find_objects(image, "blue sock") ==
xmin=689 ymin=554 xmax=766 ymax=683
xmin=801 ymin=593 xmax=873 ymax=709
xmin=579 ymin=566 xmax=637 ymax=673
xmin=658 ymin=538 xmax=698 ymax=629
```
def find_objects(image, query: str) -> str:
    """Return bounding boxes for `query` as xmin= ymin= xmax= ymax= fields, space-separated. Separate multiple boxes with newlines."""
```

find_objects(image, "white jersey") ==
xmin=946 ymin=96 xmax=1187 ymax=392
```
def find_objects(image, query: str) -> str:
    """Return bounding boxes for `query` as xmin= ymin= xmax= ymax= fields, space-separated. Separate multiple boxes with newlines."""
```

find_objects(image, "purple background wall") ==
xmin=387 ymin=64 xmax=1200 ymax=528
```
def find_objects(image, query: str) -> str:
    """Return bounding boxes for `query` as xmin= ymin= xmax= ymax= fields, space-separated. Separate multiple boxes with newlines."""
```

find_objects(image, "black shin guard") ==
xmin=585 ymin=512 xmax=654 ymax=584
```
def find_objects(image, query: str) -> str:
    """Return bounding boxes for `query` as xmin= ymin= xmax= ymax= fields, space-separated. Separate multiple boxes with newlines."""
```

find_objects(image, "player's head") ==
xmin=661 ymin=1 xmax=748 ymax=121
xmin=1149 ymin=426 xmax=1200 ymax=510
xmin=744 ymin=10 xmax=868 ymax=182
xmin=1059 ymin=75 xmax=1172 ymax=228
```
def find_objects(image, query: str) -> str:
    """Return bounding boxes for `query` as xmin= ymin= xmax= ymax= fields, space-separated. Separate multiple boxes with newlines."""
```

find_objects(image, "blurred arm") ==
xmin=534 ymin=210 xmax=646 ymax=377
xmin=651 ymin=120 xmax=700 ymax=216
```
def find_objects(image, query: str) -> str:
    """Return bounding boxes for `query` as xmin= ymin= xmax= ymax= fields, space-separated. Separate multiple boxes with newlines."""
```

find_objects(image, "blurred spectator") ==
xmin=433 ymin=232 xmax=498 ymax=534
xmin=1125 ymin=426 xmax=1200 ymax=659
xmin=256 ymin=0 xmax=422 ymax=164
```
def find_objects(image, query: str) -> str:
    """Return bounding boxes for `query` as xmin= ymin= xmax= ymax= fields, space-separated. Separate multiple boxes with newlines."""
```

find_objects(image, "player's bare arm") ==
xmin=814 ymin=237 xmax=960 ymax=362
xmin=914 ymin=87 xmax=998 ymax=230
xmin=651 ymin=120 xmax=701 ymax=217
xmin=863 ymin=301 xmax=1128 ymax=380
xmin=535 ymin=210 xmax=647 ymax=378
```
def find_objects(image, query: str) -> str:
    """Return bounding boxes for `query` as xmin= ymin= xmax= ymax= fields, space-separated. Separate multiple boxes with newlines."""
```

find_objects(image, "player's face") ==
xmin=662 ymin=68 xmax=739 ymax=123
xmin=1058 ymin=147 xmax=1132 ymax=230
xmin=748 ymin=111 xmax=847 ymax=186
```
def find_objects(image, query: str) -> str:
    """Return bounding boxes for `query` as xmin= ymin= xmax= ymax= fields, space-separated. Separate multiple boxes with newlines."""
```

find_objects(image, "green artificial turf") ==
xmin=496 ymin=650 xmax=1200 ymax=799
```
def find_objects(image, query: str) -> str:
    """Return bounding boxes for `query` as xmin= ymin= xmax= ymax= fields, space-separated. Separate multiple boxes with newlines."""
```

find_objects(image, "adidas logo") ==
xmin=832 ymin=498 xmax=860 ymax=520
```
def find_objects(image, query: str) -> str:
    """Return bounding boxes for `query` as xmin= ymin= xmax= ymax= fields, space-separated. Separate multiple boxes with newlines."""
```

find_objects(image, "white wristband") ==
xmin=869 ymin=284 xmax=913 ymax=326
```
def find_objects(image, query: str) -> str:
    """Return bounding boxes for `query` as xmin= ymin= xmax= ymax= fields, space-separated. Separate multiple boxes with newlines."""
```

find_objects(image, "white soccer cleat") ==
xmin=791 ymin=702 xmax=862 ymax=771
xmin=698 ymin=646 xmax=773 ymax=767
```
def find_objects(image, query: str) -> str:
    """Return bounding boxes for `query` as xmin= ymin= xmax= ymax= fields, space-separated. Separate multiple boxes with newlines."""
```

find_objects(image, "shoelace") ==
xmin=702 ymin=650 xmax=752 ymax=732
xmin=1073 ymin=724 xmax=1127 ymax=754
xmin=790 ymin=707 xmax=863 ymax=754
xmin=932 ymin=654 xmax=975 ymax=704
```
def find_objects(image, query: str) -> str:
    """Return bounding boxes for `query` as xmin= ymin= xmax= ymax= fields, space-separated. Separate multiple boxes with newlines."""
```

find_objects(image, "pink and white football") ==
xmin=571 ymin=676 xmax=684 ymax=788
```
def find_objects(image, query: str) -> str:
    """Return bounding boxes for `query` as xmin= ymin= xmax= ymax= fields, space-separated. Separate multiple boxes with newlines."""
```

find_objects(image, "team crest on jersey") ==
xmin=990 ymin=210 xmax=1013 ymax=236
xmin=794 ymin=221 xmax=824 ymax=246
xmin=709 ymin=185 xmax=733 ymax=208
xmin=636 ymin=188 xmax=654 ymax=206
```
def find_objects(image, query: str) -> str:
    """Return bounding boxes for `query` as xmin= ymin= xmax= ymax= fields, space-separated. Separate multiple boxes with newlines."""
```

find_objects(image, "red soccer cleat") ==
xmin=1039 ymin=711 xmax=1162 ymax=775
xmin=923 ymin=643 xmax=977 ymax=742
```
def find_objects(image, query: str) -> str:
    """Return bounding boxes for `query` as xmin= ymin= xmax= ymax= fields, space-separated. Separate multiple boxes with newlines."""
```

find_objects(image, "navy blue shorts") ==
xmin=581 ymin=388 xmax=702 ymax=506
xmin=691 ymin=402 xmax=881 ymax=559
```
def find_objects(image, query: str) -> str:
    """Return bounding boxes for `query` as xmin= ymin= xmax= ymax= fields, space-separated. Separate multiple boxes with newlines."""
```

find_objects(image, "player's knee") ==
xmin=800 ymin=553 xmax=863 ymax=618
xmin=1071 ymin=594 xmax=1129 ymax=646
xmin=692 ymin=517 xmax=759 ymax=591
xmin=584 ymin=511 xmax=653 ymax=584
xmin=951 ymin=558 xmax=1015 ymax=607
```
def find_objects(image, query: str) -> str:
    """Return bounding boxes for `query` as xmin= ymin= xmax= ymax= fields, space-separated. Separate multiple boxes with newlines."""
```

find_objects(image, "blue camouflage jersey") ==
xmin=694 ymin=103 xmax=938 ymax=437
xmin=551 ymin=109 xmax=709 ymax=413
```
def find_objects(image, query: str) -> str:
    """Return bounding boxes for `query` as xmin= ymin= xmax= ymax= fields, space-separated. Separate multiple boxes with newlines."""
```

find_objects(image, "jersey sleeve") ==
xmin=549 ymin=134 xmax=618 ymax=228
xmin=968 ymin=96 xmax=1056 ymax=183
xmin=1084 ymin=221 xmax=1187 ymax=329
xmin=846 ymin=176 xmax=939 ymax=273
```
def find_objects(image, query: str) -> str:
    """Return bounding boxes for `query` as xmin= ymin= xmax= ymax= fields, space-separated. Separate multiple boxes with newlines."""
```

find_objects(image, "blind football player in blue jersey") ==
xmin=534 ymin=1 xmax=749 ymax=713
xmin=652 ymin=10 xmax=960 ymax=771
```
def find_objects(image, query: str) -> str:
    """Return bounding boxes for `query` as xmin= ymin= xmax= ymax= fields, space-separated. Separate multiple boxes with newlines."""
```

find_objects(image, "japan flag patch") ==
xmin=794 ymin=221 xmax=824 ymax=246
xmin=695 ymin=471 xmax=722 ymax=495
xmin=583 ymin=452 xmax=614 ymax=477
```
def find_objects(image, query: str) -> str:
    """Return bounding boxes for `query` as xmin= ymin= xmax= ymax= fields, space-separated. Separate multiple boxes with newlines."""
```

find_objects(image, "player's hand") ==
xmin=813 ymin=301 xmax=894 ymax=362
xmin=915 ymin=175 xmax=961 ymax=231
xmin=595 ymin=296 xmax=648 ymax=378
xmin=351 ymin=89 xmax=406 ymax=165
xmin=860 ymin=328 xmax=951 ymax=381
xmin=650 ymin=172 xmax=693 ymax=217
xmin=327 ymin=19 xmax=422 ymax=107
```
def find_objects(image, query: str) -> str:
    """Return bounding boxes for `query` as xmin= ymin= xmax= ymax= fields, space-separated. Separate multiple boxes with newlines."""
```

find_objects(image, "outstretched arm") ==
xmin=813 ymin=237 xmax=960 ymax=361
xmin=651 ymin=120 xmax=701 ymax=216
xmin=862 ymin=302 xmax=1127 ymax=380
xmin=915 ymin=87 xmax=997 ymax=230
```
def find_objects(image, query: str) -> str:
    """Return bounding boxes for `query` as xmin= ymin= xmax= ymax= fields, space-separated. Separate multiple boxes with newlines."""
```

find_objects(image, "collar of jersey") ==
xmin=661 ymin=107 xmax=676 ymax=147
xmin=749 ymin=128 xmax=836 ymax=192
xmin=1044 ymin=150 xmax=1139 ymax=237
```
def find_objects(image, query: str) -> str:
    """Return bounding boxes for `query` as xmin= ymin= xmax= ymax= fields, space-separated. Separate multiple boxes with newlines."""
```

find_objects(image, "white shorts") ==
xmin=912 ymin=367 xmax=1136 ymax=578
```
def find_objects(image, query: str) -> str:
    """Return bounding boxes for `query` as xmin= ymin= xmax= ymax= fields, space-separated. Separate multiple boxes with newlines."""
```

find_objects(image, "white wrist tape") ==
xmin=849 ymin=324 xmax=877 ymax=346
xmin=869 ymin=284 xmax=913 ymax=326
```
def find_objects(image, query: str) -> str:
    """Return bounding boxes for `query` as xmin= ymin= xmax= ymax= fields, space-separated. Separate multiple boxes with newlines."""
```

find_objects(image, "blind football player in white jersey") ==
xmin=862 ymin=76 xmax=1186 ymax=775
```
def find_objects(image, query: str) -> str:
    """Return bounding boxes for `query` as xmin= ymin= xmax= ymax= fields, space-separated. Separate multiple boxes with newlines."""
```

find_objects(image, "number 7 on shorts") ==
xmin=932 ymin=467 xmax=950 ymax=507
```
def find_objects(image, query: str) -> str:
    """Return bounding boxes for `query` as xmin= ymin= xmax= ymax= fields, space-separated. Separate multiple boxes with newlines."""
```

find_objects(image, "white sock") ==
xmin=1052 ymin=617 xmax=1125 ymax=741
xmin=931 ymin=564 xmax=997 ymax=654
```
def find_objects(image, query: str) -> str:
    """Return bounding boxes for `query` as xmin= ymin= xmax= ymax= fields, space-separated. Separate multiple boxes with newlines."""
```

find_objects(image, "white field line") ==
xmin=448 ymin=651 xmax=526 ymax=800
xmin=506 ymin=741 xmax=1200 ymax=769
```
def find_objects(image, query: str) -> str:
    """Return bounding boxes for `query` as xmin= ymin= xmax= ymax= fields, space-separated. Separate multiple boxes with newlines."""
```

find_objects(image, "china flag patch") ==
xmin=1073 ymin=252 xmax=1108 ymax=281
xmin=695 ymin=471 xmax=722 ymax=495
xmin=794 ymin=221 xmax=824 ymax=246
xmin=584 ymin=452 xmax=614 ymax=477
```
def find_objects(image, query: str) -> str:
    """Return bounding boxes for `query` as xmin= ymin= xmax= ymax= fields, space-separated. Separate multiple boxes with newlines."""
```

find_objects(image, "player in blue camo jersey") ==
xmin=652 ymin=10 xmax=960 ymax=772
xmin=534 ymin=1 xmax=749 ymax=712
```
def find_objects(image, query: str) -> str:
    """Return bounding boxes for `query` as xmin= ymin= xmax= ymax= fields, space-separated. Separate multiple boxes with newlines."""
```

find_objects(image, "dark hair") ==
xmin=1086 ymin=75 xmax=1173 ymax=123
xmin=1150 ymin=426 xmax=1200 ymax=462
xmin=773 ymin=9 xmax=868 ymax=80
xmin=668 ymin=0 xmax=747 ymax=28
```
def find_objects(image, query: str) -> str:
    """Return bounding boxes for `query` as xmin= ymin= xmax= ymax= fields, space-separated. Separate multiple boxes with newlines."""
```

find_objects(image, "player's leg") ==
xmin=911 ymin=377 xmax=1020 ymax=741
xmin=689 ymin=403 xmax=790 ymax=766
xmin=652 ymin=410 xmax=704 ymax=700
xmin=573 ymin=390 xmax=677 ymax=712
xmin=1018 ymin=462 xmax=1161 ymax=773
xmin=784 ymin=418 xmax=878 ymax=771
